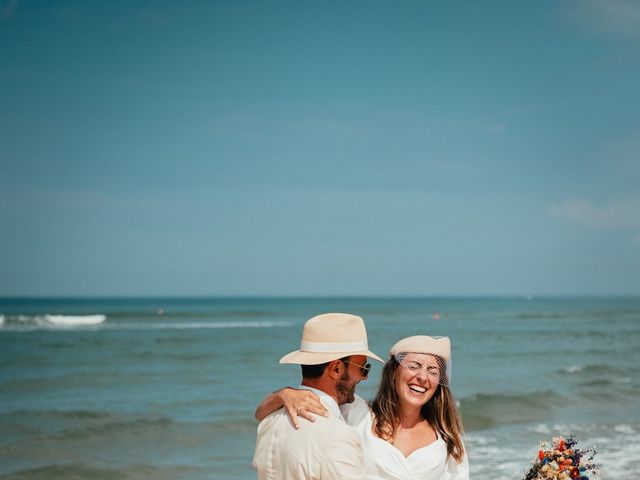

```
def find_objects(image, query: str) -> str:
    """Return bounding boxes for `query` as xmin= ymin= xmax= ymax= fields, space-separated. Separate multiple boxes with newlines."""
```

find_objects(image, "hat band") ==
xmin=300 ymin=340 xmax=368 ymax=353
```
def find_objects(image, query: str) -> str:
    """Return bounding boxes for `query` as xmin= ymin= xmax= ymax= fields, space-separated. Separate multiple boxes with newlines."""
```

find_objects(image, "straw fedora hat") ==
xmin=279 ymin=313 xmax=384 ymax=365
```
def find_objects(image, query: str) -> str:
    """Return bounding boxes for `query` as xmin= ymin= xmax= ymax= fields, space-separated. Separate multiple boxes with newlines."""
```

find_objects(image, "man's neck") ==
xmin=301 ymin=378 xmax=338 ymax=404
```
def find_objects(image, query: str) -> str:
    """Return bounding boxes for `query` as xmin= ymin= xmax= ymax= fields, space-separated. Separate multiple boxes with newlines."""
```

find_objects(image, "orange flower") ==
xmin=539 ymin=450 xmax=545 ymax=461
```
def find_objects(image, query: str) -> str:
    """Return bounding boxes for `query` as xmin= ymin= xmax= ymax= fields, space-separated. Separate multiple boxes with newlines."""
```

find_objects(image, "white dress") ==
xmin=340 ymin=395 xmax=469 ymax=480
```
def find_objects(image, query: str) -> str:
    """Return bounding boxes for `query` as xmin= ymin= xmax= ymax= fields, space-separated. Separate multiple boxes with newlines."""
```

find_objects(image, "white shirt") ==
xmin=253 ymin=387 xmax=364 ymax=480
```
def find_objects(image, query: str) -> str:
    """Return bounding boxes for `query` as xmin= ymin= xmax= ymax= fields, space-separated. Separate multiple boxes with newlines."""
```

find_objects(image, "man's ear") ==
xmin=325 ymin=359 xmax=343 ymax=380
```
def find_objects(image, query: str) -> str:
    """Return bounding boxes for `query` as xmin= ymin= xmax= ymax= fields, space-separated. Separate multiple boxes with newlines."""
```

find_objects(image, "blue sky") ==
xmin=1 ymin=0 xmax=639 ymax=296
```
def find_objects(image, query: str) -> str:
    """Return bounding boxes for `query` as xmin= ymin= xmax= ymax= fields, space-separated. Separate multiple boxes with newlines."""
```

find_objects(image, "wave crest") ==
xmin=0 ymin=316 xmax=292 ymax=331
xmin=45 ymin=315 xmax=106 ymax=326
xmin=0 ymin=314 xmax=106 ymax=329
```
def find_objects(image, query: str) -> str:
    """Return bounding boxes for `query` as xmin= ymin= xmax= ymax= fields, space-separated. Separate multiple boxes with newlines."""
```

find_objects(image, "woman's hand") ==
xmin=280 ymin=388 xmax=328 ymax=428
xmin=255 ymin=387 xmax=328 ymax=429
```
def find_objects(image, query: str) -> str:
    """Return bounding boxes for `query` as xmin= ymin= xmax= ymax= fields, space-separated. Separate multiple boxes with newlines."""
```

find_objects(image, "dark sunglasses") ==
xmin=342 ymin=360 xmax=372 ymax=378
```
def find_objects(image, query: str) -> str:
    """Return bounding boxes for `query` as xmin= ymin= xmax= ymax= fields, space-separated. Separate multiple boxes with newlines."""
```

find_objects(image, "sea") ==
xmin=1 ymin=296 xmax=639 ymax=480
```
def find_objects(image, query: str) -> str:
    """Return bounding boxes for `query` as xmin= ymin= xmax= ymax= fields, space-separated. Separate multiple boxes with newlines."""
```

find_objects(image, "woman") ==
xmin=255 ymin=335 xmax=469 ymax=480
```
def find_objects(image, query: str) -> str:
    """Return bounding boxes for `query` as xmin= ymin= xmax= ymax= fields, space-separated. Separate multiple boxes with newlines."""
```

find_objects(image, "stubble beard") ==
xmin=336 ymin=371 xmax=356 ymax=404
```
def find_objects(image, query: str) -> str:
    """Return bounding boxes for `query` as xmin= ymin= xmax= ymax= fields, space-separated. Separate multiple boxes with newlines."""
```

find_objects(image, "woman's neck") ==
xmin=398 ymin=405 xmax=423 ymax=428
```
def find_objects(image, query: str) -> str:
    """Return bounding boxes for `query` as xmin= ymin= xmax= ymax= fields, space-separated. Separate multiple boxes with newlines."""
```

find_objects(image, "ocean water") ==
xmin=1 ymin=296 xmax=639 ymax=479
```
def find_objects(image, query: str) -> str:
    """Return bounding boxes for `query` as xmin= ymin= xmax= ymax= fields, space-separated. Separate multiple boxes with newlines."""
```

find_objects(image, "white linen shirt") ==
xmin=253 ymin=386 xmax=365 ymax=480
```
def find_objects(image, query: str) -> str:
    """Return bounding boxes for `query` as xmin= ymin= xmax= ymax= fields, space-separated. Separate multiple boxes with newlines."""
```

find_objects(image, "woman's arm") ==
xmin=255 ymin=387 xmax=328 ymax=429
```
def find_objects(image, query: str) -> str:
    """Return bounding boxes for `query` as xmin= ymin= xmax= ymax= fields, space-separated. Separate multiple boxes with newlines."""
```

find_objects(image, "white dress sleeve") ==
xmin=443 ymin=445 xmax=469 ymax=480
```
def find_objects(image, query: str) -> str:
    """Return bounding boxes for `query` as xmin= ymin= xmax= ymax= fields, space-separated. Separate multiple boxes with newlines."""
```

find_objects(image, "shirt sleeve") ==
xmin=320 ymin=424 xmax=365 ymax=480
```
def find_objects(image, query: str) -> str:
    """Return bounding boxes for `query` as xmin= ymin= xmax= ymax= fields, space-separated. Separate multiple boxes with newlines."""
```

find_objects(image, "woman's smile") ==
xmin=408 ymin=384 xmax=427 ymax=394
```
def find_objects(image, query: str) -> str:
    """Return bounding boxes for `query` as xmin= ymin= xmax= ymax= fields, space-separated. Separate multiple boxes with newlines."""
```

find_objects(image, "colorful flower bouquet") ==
xmin=523 ymin=435 xmax=598 ymax=480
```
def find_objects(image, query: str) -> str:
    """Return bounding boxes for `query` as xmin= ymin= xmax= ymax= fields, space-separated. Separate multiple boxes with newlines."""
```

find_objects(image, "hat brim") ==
xmin=279 ymin=349 xmax=384 ymax=365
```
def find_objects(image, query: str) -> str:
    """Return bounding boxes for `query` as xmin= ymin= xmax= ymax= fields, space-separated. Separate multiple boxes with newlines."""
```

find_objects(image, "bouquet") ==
xmin=523 ymin=435 xmax=598 ymax=480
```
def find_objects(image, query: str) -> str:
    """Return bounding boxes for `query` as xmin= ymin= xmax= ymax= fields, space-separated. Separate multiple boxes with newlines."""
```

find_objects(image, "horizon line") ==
xmin=1 ymin=293 xmax=639 ymax=300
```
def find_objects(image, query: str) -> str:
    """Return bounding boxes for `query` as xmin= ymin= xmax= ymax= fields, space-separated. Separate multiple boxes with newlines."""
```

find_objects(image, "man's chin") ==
xmin=336 ymin=391 xmax=356 ymax=405
xmin=342 ymin=392 xmax=356 ymax=404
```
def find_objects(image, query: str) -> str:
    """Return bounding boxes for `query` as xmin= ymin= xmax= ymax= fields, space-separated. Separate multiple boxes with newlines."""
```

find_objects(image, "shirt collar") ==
xmin=298 ymin=385 xmax=344 ymax=420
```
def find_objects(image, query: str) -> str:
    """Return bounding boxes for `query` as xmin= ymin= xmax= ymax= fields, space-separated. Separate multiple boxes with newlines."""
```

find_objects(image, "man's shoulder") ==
xmin=257 ymin=406 xmax=355 ymax=439
xmin=294 ymin=413 xmax=361 ymax=451
xmin=256 ymin=407 xmax=290 ymax=432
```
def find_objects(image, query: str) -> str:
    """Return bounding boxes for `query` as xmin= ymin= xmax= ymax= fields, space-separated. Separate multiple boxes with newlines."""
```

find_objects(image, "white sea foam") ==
xmin=561 ymin=365 xmax=583 ymax=373
xmin=465 ymin=433 xmax=496 ymax=446
xmin=0 ymin=314 xmax=107 ymax=329
xmin=44 ymin=315 xmax=106 ymax=326
xmin=614 ymin=424 xmax=635 ymax=434
xmin=590 ymin=427 xmax=640 ymax=479
xmin=87 ymin=320 xmax=292 ymax=330
xmin=0 ymin=316 xmax=290 ymax=331
xmin=467 ymin=436 xmax=530 ymax=480
xmin=467 ymin=424 xmax=640 ymax=480
xmin=525 ymin=423 xmax=640 ymax=479
xmin=151 ymin=321 xmax=292 ymax=330
xmin=531 ymin=423 xmax=551 ymax=434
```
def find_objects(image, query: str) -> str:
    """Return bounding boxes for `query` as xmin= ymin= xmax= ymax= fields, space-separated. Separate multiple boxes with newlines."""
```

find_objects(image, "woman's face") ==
xmin=393 ymin=353 xmax=440 ymax=409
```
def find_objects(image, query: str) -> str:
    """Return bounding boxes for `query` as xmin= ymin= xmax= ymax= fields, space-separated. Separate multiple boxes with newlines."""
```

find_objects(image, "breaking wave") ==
xmin=0 ymin=315 xmax=291 ymax=331
xmin=0 ymin=315 xmax=106 ymax=329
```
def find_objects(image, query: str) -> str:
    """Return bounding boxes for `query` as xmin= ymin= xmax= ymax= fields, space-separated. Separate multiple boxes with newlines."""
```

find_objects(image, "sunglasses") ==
xmin=342 ymin=360 xmax=372 ymax=378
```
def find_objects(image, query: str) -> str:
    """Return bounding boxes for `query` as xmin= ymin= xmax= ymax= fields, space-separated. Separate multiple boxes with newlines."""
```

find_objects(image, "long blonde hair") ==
xmin=370 ymin=356 xmax=465 ymax=463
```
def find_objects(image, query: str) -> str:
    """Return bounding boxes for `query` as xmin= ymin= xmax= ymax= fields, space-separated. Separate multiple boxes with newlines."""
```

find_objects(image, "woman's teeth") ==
xmin=408 ymin=385 xmax=426 ymax=393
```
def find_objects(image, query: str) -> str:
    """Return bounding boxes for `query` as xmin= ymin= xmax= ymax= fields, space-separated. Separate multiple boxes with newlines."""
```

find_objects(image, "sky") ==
xmin=0 ymin=0 xmax=639 ymax=297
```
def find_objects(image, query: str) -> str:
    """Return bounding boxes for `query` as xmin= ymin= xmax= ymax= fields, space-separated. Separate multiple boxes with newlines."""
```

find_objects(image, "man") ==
xmin=252 ymin=312 xmax=383 ymax=480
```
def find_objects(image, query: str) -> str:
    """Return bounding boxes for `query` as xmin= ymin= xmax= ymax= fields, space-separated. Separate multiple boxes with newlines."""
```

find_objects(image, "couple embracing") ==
xmin=252 ymin=313 xmax=469 ymax=480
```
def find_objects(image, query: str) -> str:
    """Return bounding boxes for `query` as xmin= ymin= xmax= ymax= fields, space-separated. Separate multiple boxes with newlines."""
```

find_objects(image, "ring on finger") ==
xmin=297 ymin=407 xmax=305 ymax=414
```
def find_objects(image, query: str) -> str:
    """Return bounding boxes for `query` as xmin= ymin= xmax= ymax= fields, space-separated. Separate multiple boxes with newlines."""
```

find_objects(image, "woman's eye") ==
xmin=407 ymin=362 xmax=422 ymax=370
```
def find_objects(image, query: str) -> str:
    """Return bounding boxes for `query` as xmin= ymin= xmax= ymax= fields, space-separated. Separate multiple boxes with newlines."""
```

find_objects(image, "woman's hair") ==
xmin=370 ymin=355 xmax=465 ymax=463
